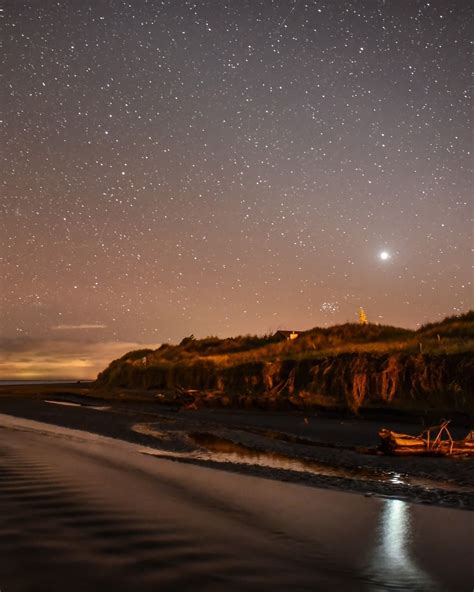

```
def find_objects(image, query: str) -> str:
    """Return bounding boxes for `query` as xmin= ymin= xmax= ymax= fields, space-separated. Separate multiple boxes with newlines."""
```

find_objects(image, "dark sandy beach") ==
xmin=0 ymin=384 xmax=473 ymax=591
xmin=0 ymin=383 xmax=473 ymax=509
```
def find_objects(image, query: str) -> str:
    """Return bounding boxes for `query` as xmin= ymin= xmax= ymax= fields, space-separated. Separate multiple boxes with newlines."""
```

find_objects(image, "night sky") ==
xmin=1 ymin=1 xmax=472 ymax=378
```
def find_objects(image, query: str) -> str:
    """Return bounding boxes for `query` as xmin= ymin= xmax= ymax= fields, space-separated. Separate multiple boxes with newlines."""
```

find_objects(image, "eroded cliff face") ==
xmin=96 ymin=352 xmax=474 ymax=413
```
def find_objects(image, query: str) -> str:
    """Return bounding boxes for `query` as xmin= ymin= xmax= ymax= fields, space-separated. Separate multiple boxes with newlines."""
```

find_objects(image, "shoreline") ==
xmin=0 ymin=383 xmax=472 ymax=511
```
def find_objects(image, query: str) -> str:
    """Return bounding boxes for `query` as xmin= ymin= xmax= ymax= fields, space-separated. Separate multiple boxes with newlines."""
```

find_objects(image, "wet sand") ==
xmin=0 ymin=414 xmax=473 ymax=591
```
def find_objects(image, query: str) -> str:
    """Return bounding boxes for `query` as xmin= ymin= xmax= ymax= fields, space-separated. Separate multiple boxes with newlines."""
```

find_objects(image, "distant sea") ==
xmin=0 ymin=380 xmax=93 ymax=386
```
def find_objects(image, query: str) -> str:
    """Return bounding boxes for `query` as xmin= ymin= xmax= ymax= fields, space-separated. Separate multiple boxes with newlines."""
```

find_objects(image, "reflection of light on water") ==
xmin=383 ymin=499 xmax=410 ymax=567
xmin=366 ymin=499 xmax=439 ymax=591
xmin=389 ymin=472 xmax=405 ymax=485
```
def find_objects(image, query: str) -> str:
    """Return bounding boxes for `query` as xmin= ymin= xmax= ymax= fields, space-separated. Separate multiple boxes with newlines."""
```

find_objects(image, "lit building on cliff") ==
xmin=359 ymin=307 xmax=369 ymax=325
xmin=274 ymin=330 xmax=300 ymax=341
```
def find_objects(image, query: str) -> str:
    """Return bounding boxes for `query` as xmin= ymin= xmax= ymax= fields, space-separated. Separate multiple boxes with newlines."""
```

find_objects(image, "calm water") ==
xmin=0 ymin=414 xmax=472 ymax=591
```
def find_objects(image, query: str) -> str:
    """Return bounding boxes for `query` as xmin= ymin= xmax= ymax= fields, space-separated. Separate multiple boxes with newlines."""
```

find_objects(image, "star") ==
xmin=1 ymin=1 xmax=471 ymax=378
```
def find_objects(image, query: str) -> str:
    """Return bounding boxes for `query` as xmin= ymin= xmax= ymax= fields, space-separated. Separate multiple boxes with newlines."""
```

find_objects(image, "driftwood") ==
xmin=378 ymin=421 xmax=474 ymax=457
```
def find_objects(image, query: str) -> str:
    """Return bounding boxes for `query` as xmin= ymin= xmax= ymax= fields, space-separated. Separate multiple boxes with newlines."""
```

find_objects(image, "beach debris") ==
xmin=378 ymin=420 xmax=474 ymax=457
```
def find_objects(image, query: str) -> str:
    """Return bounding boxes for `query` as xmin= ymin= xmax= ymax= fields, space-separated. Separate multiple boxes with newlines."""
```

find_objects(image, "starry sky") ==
xmin=1 ymin=1 xmax=472 ymax=378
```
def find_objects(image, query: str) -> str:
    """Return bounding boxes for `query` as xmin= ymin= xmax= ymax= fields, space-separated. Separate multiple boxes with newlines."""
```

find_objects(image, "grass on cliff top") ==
xmin=114 ymin=311 xmax=474 ymax=370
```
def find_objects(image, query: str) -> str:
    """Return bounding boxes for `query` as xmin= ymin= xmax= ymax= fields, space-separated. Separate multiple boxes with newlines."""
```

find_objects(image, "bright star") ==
xmin=379 ymin=251 xmax=390 ymax=261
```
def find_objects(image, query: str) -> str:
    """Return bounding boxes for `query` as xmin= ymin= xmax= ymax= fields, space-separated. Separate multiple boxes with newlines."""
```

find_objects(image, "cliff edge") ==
xmin=95 ymin=312 xmax=474 ymax=414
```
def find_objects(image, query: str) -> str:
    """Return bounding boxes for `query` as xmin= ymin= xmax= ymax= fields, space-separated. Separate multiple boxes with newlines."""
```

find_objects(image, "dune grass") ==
xmin=105 ymin=311 xmax=473 ymax=372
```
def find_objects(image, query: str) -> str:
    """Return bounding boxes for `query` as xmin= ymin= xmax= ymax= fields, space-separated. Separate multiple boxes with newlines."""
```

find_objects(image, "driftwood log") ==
xmin=379 ymin=421 xmax=474 ymax=457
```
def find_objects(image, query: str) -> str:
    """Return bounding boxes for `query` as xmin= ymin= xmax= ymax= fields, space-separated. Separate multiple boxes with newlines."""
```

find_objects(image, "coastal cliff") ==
xmin=95 ymin=312 xmax=474 ymax=414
